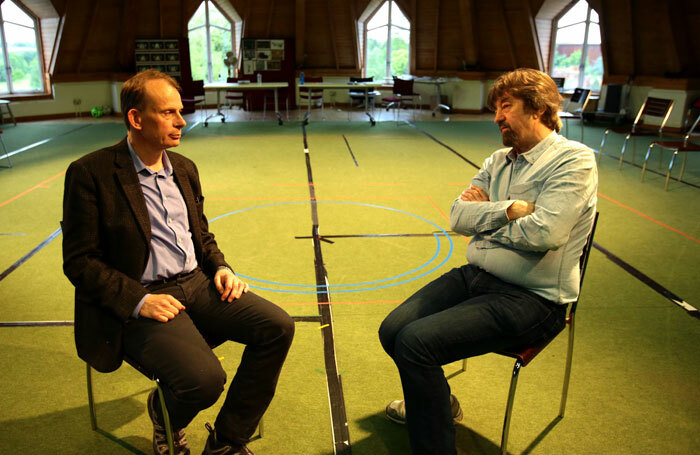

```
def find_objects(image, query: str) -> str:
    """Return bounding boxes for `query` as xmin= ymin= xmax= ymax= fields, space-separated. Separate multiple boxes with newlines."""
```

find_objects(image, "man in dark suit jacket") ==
xmin=63 ymin=69 xmax=294 ymax=455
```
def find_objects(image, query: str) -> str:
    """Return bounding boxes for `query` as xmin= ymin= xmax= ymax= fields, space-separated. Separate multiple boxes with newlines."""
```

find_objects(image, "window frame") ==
xmin=549 ymin=0 xmax=601 ymax=92
xmin=187 ymin=0 xmax=236 ymax=83
xmin=0 ymin=0 xmax=46 ymax=95
xmin=362 ymin=0 xmax=411 ymax=83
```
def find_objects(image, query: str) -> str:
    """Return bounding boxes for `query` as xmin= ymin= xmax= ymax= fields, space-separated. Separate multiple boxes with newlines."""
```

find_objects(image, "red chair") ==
xmin=599 ymin=97 xmax=674 ymax=169
xmin=456 ymin=213 xmax=598 ymax=455
xmin=298 ymin=76 xmax=324 ymax=120
xmin=382 ymin=76 xmax=421 ymax=123
xmin=180 ymin=80 xmax=206 ymax=122
xmin=641 ymin=110 xmax=700 ymax=190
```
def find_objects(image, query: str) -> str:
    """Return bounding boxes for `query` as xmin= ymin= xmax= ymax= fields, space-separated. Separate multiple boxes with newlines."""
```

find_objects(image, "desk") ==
xmin=415 ymin=78 xmax=450 ymax=117
xmin=299 ymin=82 xmax=383 ymax=125
xmin=203 ymin=82 xmax=289 ymax=126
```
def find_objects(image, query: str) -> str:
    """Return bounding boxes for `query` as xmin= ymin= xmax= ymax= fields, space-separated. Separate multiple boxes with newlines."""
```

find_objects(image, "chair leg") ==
xmin=580 ymin=118 xmax=585 ymax=143
xmin=678 ymin=152 xmax=687 ymax=183
xmin=598 ymin=129 xmax=609 ymax=163
xmin=0 ymin=136 xmax=10 ymax=168
xmin=664 ymin=152 xmax=677 ymax=191
xmin=619 ymin=134 xmax=631 ymax=170
xmin=86 ymin=363 xmax=98 ymax=430
xmin=500 ymin=359 xmax=522 ymax=455
xmin=641 ymin=144 xmax=654 ymax=182
xmin=461 ymin=358 xmax=467 ymax=372
xmin=559 ymin=317 xmax=576 ymax=417
xmin=156 ymin=379 xmax=176 ymax=455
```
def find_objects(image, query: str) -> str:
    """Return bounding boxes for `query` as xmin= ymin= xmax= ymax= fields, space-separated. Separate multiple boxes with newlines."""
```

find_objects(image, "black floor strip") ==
xmin=342 ymin=135 xmax=359 ymax=167
xmin=0 ymin=227 xmax=62 ymax=282
xmin=0 ymin=321 xmax=74 ymax=327
xmin=405 ymin=121 xmax=481 ymax=169
xmin=592 ymin=243 xmax=699 ymax=319
xmin=302 ymin=123 xmax=352 ymax=455
xmin=294 ymin=231 xmax=461 ymax=242
xmin=293 ymin=315 xmax=323 ymax=322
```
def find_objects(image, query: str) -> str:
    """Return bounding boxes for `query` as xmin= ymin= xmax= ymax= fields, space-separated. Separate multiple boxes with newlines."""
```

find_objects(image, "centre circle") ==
xmin=209 ymin=201 xmax=453 ymax=293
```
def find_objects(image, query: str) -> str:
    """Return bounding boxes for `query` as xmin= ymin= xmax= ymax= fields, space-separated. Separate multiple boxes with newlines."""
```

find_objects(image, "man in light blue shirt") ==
xmin=379 ymin=68 xmax=597 ymax=455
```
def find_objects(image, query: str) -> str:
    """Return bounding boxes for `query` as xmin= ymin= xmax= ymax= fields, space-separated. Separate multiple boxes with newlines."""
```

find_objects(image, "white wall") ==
xmin=10 ymin=81 xmax=119 ymax=118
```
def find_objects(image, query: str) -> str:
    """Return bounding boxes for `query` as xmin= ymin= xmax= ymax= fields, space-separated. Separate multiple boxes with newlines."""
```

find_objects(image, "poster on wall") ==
xmin=240 ymin=38 xmax=285 ymax=73
xmin=270 ymin=40 xmax=284 ymax=50
xmin=243 ymin=60 xmax=255 ymax=75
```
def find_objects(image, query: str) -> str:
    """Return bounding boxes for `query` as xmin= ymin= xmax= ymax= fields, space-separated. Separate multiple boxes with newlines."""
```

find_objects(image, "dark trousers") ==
xmin=123 ymin=269 xmax=294 ymax=446
xmin=378 ymin=264 xmax=566 ymax=455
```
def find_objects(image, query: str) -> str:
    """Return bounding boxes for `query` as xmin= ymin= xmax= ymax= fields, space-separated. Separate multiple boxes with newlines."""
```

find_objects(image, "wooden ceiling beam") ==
xmin=265 ymin=0 xmax=275 ymax=37
xmin=497 ymin=0 xmax=518 ymax=68
xmin=49 ymin=12 xmax=65 ymax=75
xmin=76 ymin=0 xmax=99 ymax=73
xmin=433 ymin=0 xmax=440 ymax=71
xmin=348 ymin=0 xmax=359 ymax=70
xmin=522 ymin=0 xmax=543 ymax=70
xmin=296 ymin=0 xmax=305 ymax=66
xmin=327 ymin=0 xmax=339 ymax=70
xmin=457 ymin=0 xmax=478 ymax=67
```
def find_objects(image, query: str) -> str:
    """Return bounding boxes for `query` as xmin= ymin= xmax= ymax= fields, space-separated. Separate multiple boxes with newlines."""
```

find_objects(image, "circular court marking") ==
xmin=210 ymin=201 xmax=454 ymax=293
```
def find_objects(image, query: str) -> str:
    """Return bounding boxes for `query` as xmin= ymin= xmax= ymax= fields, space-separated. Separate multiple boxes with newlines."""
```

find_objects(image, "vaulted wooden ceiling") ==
xmin=36 ymin=0 xmax=699 ymax=84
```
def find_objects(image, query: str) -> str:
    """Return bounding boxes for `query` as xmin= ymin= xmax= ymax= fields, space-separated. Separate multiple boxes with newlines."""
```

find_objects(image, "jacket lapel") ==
xmin=113 ymin=139 xmax=151 ymax=243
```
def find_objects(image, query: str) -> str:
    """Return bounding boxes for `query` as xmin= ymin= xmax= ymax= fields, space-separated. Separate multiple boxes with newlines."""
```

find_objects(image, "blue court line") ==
xmin=0 ymin=228 xmax=61 ymax=282
xmin=210 ymin=200 xmax=454 ymax=293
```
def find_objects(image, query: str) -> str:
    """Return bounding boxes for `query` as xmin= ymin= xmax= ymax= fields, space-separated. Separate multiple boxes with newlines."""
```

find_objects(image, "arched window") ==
xmin=363 ymin=1 xmax=411 ymax=83
xmin=188 ymin=1 xmax=239 ymax=83
xmin=0 ymin=0 xmax=44 ymax=94
xmin=550 ymin=0 xmax=602 ymax=91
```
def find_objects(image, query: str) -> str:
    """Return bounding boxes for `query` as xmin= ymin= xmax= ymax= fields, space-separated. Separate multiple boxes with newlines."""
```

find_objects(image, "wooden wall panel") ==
xmin=27 ymin=0 xmax=698 ymax=82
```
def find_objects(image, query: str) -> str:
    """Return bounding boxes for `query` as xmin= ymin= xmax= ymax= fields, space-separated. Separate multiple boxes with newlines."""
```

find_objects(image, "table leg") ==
xmin=364 ymin=88 xmax=376 ymax=126
xmin=432 ymin=83 xmax=450 ymax=117
xmin=203 ymin=89 xmax=226 ymax=127
xmin=274 ymin=88 xmax=283 ymax=125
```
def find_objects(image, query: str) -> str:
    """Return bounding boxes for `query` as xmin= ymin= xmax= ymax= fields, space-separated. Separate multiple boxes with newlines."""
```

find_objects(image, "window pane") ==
xmin=552 ymin=22 xmax=585 ymax=90
xmin=390 ymin=26 xmax=409 ymax=76
xmin=188 ymin=27 xmax=207 ymax=81
xmin=2 ymin=1 xmax=34 ymax=28
xmin=391 ymin=1 xmax=409 ymax=29
xmin=590 ymin=7 xmax=599 ymax=24
xmin=368 ymin=1 xmax=389 ymax=28
xmin=367 ymin=26 xmax=387 ymax=81
xmin=558 ymin=0 xmax=588 ymax=28
xmin=210 ymin=26 xmax=231 ymax=81
xmin=583 ymin=23 xmax=602 ymax=90
xmin=208 ymin=1 xmax=230 ymax=30
xmin=188 ymin=1 xmax=206 ymax=29
xmin=4 ymin=22 xmax=42 ymax=91
xmin=0 ymin=40 xmax=7 ymax=93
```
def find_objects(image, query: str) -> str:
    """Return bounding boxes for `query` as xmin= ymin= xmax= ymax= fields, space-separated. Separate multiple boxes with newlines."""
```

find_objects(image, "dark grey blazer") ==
xmin=62 ymin=138 xmax=230 ymax=372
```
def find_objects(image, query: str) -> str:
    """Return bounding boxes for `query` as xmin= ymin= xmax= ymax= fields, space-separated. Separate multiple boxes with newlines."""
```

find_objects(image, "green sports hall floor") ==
xmin=0 ymin=109 xmax=698 ymax=454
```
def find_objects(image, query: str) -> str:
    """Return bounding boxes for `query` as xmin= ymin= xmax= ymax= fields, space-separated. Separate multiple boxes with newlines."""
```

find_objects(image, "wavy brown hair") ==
xmin=487 ymin=68 xmax=563 ymax=132
xmin=120 ymin=69 xmax=181 ymax=130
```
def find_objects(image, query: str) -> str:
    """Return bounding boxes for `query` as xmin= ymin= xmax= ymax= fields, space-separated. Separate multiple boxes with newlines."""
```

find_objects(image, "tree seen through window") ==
xmin=0 ymin=0 xmax=44 ymax=94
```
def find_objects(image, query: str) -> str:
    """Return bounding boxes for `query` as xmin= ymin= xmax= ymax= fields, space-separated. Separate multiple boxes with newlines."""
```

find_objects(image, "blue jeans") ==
xmin=378 ymin=264 xmax=566 ymax=455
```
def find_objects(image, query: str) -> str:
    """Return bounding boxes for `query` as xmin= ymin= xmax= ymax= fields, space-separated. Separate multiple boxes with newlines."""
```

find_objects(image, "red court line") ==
xmin=0 ymin=171 xmax=66 ymax=209
xmin=426 ymin=195 xmax=450 ymax=223
xmin=597 ymin=192 xmax=700 ymax=244
xmin=208 ymin=196 xmax=430 ymax=201
xmin=279 ymin=299 xmax=402 ymax=306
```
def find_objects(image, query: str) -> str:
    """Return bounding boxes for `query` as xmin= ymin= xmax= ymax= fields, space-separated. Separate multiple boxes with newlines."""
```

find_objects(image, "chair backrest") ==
xmin=392 ymin=76 xmax=415 ymax=96
xmin=565 ymin=88 xmax=591 ymax=113
xmin=191 ymin=79 xmax=204 ymax=97
xmin=226 ymin=77 xmax=244 ymax=97
xmin=570 ymin=212 xmax=599 ymax=316
xmin=300 ymin=76 xmax=323 ymax=95
xmin=632 ymin=97 xmax=674 ymax=134
xmin=350 ymin=76 xmax=373 ymax=83
xmin=552 ymin=77 xmax=565 ymax=90
xmin=682 ymin=110 xmax=700 ymax=147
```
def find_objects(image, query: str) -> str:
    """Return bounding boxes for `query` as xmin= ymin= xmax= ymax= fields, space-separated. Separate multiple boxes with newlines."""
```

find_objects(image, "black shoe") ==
xmin=147 ymin=389 xmax=191 ymax=455
xmin=202 ymin=423 xmax=254 ymax=455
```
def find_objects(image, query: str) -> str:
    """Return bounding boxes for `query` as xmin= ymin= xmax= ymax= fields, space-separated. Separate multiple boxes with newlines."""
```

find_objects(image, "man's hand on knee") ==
xmin=214 ymin=268 xmax=249 ymax=303
xmin=140 ymin=294 xmax=186 ymax=322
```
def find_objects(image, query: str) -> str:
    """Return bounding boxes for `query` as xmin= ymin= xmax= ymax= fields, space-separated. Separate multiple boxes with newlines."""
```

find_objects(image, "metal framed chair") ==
xmin=458 ymin=212 xmax=598 ymax=455
xmin=298 ymin=76 xmax=324 ymax=120
xmin=558 ymin=88 xmax=591 ymax=142
xmin=641 ymin=110 xmax=700 ymax=191
xmin=552 ymin=77 xmax=565 ymax=92
xmin=180 ymin=80 xmax=206 ymax=123
xmin=382 ymin=76 xmax=421 ymax=124
xmin=86 ymin=340 xmax=263 ymax=455
xmin=347 ymin=76 xmax=381 ymax=120
xmin=0 ymin=129 xmax=11 ymax=168
xmin=599 ymin=97 xmax=674 ymax=168
xmin=225 ymin=77 xmax=247 ymax=112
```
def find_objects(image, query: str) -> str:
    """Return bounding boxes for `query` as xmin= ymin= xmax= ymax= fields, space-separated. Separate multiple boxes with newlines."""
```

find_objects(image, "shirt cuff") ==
xmin=217 ymin=265 xmax=233 ymax=274
xmin=131 ymin=294 xmax=149 ymax=319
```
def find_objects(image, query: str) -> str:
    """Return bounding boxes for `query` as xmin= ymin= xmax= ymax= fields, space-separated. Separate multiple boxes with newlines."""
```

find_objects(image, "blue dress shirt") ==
xmin=450 ymin=132 xmax=598 ymax=304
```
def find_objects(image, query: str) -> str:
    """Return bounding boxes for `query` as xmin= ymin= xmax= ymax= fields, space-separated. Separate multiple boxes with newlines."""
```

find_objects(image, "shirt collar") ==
xmin=127 ymin=139 xmax=172 ymax=176
xmin=505 ymin=131 xmax=558 ymax=164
